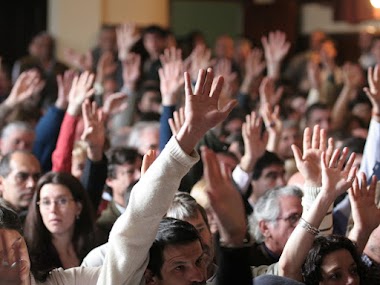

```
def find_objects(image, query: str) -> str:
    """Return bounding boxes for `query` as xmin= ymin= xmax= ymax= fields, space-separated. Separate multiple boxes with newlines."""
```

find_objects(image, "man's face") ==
xmin=278 ymin=127 xmax=301 ymax=160
xmin=0 ymin=152 xmax=41 ymax=211
xmin=307 ymin=109 xmax=332 ymax=133
xmin=265 ymin=195 xmax=303 ymax=255
xmin=143 ymin=33 xmax=166 ymax=58
xmin=156 ymin=241 xmax=207 ymax=285
xmin=185 ymin=210 xmax=214 ymax=268
xmin=106 ymin=162 xmax=140 ymax=206
xmin=251 ymin=164 xmax=286 ymax=200
xmin=0 ymin=229 xmax=30 ymax=282
xmin=0 ymin=130 xmax=35 ymax=155
xmin=138 ymin=129 xmax=160 ymax=155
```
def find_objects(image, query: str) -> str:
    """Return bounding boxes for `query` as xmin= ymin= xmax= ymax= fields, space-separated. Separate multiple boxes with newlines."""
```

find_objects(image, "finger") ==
xmin=312 ymin=125 xmax=320 ymax=149
xmin=168 ymin=118 xmax=177 ymax=135
xmin=360 ymin=172 xmax=368 ymax=192
xmin=179 ymin=107 xmax=185 ymax=125
xmin=194 ymin=69 xmax=206 ymax=95
xmin=344 ymin=152 xmax=356 ymax=174
xmin=210 ymin=75 xmax=224 ymax=100
xmin=367 ymin=66 xmax=374 ymax=90
xmin=325 ymin=137 xmax=334 ymax=163
xmin=369 ymin=175 xmax=377 ymax=198
xmin=202 ymin=68 xmax=214 ymax=96
xmin=328 ymin=149 xmax=341 ymax=168
xmin=350 ymin=177 xmax=359 ymax=200
xmin=303 ymin=127 xmax=312 ymax=152
xmin=375 ymin=64 xmax=379 ymax=83
xmin=319 ymin=128 xmax=327 ymax=151
xmin=184 ymin=72 xmax=193 ymax=96
xmin=336 ymin=147 xmax=349 ymax=170
xmin=291 ymin=144 xmax=303 ymax=167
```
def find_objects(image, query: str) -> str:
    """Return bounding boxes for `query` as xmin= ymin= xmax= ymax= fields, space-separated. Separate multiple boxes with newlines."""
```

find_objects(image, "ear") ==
xmin=144 ymin=269 xmax=158 ymax=285
xmin=259 ymin=220 xmax=271 ymax=239
xmin=75 ymin=201 xmax=83 ymax=216
xmin=105 ymin=177 xmax=114 ymax=189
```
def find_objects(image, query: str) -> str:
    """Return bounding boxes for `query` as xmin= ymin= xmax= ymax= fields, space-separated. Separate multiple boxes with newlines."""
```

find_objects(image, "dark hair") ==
xmin=147 ymin=217 xmax=201 ymax=278
xmin=106 ymin=147 xmax=140 ymax=179
xmin=302 ymin=235 xmax=366 ymax=285
xmin=24 ymin=172 xmax=95 ymax=282
xmin=0 ymin=204 xmax=23 ymax=234
xmin=252 ymin=151 xmax=284 ymax=180
xmin=305 ymin=103 xmax=329 ymax=124
xmin=143 ymin=25 xmax=167 ymax=38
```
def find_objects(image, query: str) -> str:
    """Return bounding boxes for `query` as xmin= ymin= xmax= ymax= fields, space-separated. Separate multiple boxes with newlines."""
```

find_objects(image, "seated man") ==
xmin=0 ymin=121 xmax=35 ymax=156
xmin=0 ymin=150 xmax=41 ymax=223
xmin=249 ymin=186 xmax=303 ymax=266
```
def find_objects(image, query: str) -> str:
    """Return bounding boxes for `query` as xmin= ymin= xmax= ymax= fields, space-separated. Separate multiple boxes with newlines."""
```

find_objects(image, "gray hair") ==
xmin=250 ymin=185 xmax=303 ymax=243
xmin=127 ymin=121 xmax=160 ymax=149
xmin=1 ymin=121 xmax=34 ymax=139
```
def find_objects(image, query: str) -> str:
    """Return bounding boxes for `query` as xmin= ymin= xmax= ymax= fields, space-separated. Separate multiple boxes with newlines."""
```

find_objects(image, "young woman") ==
xmin=24 ymin=172 xmax=95 ymax=282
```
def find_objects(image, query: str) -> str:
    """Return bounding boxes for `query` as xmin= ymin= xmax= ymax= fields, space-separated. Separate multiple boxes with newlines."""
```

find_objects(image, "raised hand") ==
xmin=81 ymin=99 xmax=105 ymax=161
xmin=202 ymin=147 xmax=246 ymax=246
xmin=261 ymin=103 xmax=282 ymax=153
xmin=121 ymin=53 xmax=141 ymax=91
xmin=63 ymin=48 xmax=93 ymax=71
xmin=185 ymin=45 xmax=212 ymax=82
xmin=117 ymin=23 xmax=140 ymax=62
xmin=240 ymin=48 xmax=266 ymax=94
xmin=175 ymin=68 xmax=237 ymax=154
xmin=261 ymin=30 xmax=290 ymax=79
xmin=320 ymin=148 xmax=357 ymax=199
xmin=213 ymin=59 xmax=238 ymax=99
xmin=66 ymin=71 xmax=95 ymax=116
xmin=5 ymin=69 xmax=45 ymax=107
xmin=159 ymin=47 xmax=184 ymax=106
xmin=342 ymin=62 xmax=364 ymax=91
xmin=259 ymin=76 xmax=284 ymax=108
xmin=55 ymin=69 xmax=76 ymax=110
xmin=102 ymin=92 xmax=128 ymax=117
xmin=364 ymin=64 xmax=380 ymax=114
xmin=292 ymin=125 xmax=334 ymax=186
xmin=141 ymin=149 xmax=158 ymax=176
xmin=96 ymin=51 xmax=117 ymax=84
xmin=168 ymin=107 xmax=185 ymax=136
xmin=239 ymin=111 xmax=268 ymax=173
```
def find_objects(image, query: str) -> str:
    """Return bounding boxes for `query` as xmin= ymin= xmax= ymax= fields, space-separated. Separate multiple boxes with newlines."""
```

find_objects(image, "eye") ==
xmin=329 ymin=272 xmax=342 ymax=280
xmin=350 ymin=266 xmax=358 ymax=276
xmin=195 ymin=256 xmax=205 ymax=267
xmin=174 ymin=265 xmax=185 ymax=271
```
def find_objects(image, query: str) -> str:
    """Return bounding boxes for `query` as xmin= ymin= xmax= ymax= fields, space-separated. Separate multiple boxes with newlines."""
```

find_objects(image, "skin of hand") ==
xmin=121 ymin=53 xmax=141 ymax=91
xmin=55 ymin=69 xmax=77 ymax=110
xmin=201 ymin=146 xmax=247 ymax=246
xmin=96 ymin=51 xmax=117 ymax=84
xmin=5 ymin=69 xmax=45 ymax=107
xmin=364 ymin=64 xmax=380 ymax=116
xmin=291 ymin=125 xmax=335 ymax=187
xmin=117 ymin=22 xmax=140 ymax=62
xmin=66 ymin=71 xmax=95 ymax=116
xmin=168 ymin=107 xmax=185 ymax=136
xmin=102 ymin=92 xmax=128 ymax=117
xmin=259 ymin=76 xmax=284 ymax=108
xmin=141 ymin=149 xmax=158 ymax=176
xmin=175 ymin=68 xmax=237 ymax=155
xmin=159 ymin=47 xmax=184 ymax=106
xmin=239 ymin=111 xmax=268 ymax=173
xmin=81 ymin=99 xmax=105 ymax=161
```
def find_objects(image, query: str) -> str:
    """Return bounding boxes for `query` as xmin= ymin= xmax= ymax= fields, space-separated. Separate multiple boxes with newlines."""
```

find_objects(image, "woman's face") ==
xmin=319 ymin=249 xmax=360 ymax=285
xmin=38 ymin=184 xmax=82 ymax=237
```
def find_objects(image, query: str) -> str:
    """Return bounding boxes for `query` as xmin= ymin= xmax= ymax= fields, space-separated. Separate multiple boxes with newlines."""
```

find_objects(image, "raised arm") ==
xmin=280 ymin=148 xmax=357 ymax=281
xmin=96 ymin=68 xmax=237 ymax=285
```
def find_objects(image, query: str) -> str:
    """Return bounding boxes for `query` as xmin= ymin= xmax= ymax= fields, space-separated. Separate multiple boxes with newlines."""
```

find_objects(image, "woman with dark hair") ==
xmin=24 ymin=172 xmax=95 ymax=282
xmin=302 ymin=235 xmax=365 ymax=285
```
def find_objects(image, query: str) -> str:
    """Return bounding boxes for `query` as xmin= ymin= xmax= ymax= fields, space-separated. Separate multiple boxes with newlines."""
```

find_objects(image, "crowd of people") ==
xmin=0 ymin=22 xmax=380 ymax=285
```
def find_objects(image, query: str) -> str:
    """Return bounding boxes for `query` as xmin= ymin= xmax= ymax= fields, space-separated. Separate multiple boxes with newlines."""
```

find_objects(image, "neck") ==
xmin=264 ymin=241 xmax=282 ymax=258
xmin=113 ymin=195 xmax=126 ymax=208
xmin=52 ymin=230 xmax=74 ymax=254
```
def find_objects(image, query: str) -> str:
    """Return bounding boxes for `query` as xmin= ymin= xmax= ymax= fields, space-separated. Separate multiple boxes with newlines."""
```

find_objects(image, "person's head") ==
xmin=106 ymin=147 xmax=141 ymax=207
xmin=250 ymin=151 xmax=286 ymax=203
xmin=214 ymin=35 xmax=234 ymax=60
xmin=128 ymin=121 xmax=160 ymax=155
xmin=234 ymin=37 xmax=252 ymax=66
xmin=24 ymin=172 xmax=94 ymax=241
xmin=30 ymin=32 xmax=55 ymax=61
xmin=166 ymin=192 xmax=213 ymax=267
xmin=0 ymin=151 xmax=41 ymax=211
xmin=340 ymin=137 xmax=365 ymax=169
xmin=305 ymin=103 xmax=332 ymax=133
xmin=309 ymin=30 xmax=327 ymax=52
xmin=252 ymin=186 xmax=303 ymax=256
xmin=143 ymin=25 xmax=167 ymax=59
xmin=320 ymin=38 xmax=338 ymax=61
xmin=359 ymin=28 xmax=375 ymax=52
xmin=302 ymin=235 xmax=365 ymax=285
xmin=0 ymin=205 xmax=30 ymax=282
xmin=138 ymin=85 xmax=162 ymax=114
xmin=145 ymin=217 xmax=207 ymax=285
xmin=98 ymin=24 xmax=117 ymax=53
xmin=0 ymin=121 xmax=35 ymax=155
xmin=277 ymin=120 xmax=301 ymax=160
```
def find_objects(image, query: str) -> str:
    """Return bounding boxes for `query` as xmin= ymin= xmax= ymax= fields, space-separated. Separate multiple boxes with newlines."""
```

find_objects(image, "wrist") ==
xmin=66 ymin=104 xmax=81 ymax=116
xmin=175 ymin=122 xmax=203 ymax=155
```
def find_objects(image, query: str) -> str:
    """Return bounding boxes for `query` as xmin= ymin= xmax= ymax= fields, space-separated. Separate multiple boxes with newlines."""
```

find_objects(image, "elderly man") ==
xmin=249 ymin=186 xmax=303 ymax=266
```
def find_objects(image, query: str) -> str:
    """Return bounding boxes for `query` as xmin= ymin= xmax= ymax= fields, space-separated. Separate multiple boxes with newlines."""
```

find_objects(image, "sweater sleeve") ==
xmin=96 ymin=137 xmax=199 ymax=285
xmin=33 ymin=106 xmax=65 ymax=173
xmin=52 ymin=113 xmax=79 ymax=172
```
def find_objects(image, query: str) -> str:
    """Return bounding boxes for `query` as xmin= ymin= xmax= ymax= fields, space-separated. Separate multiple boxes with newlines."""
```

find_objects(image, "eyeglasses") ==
xmin=37 ymin=197 xmax=74 ymax=209
xmin=14 ymin=171 xmax=41 ymax=184
xmin=277 ymin=213 xmax=302 ymax=226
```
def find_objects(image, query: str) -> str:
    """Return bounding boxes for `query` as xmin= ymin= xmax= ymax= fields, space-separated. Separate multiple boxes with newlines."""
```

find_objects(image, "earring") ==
xmin=76 ymin=214 xmax=80 ymax=220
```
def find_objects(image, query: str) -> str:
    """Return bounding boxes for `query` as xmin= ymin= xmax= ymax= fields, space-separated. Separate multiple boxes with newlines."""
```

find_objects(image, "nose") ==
xmin=189 ymin=265 xmax=206 ymax=282
xmin=276 ymin=176 xmax=286 ymax=187
xmin=346 ymin=274 xmax=356 ymax=285
xmin=25 ymin=175 xmax=37 ymax=189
